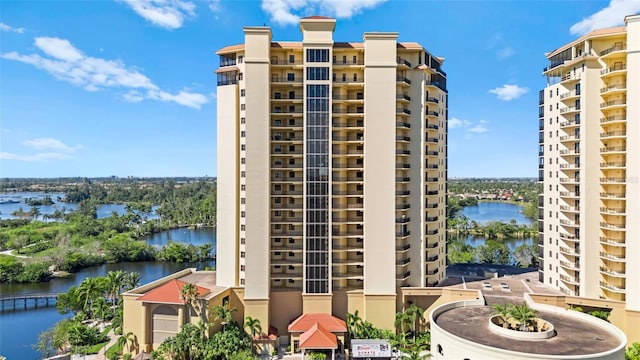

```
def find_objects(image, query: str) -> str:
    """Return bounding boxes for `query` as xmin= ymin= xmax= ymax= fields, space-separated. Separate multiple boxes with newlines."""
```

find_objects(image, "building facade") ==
xmin=216 ymin=16 xmax=448 ymax=333
xmin=538 ymin=15 xmax=639 ymax=311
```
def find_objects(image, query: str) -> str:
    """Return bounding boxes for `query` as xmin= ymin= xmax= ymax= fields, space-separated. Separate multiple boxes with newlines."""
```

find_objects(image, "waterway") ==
xmin=0 ymin=228 xmax=216 ymax=360
xmin=451 ymin=201 xmax=535 ymax=260
xmin=0 ymin=192 xmax=158 ymax=221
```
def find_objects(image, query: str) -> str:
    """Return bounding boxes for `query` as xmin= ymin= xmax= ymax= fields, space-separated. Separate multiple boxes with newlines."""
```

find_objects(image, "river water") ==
xmin=0 ymin=228 xmax=216 ymax=360
xmin=451 ymin=201 xmax=535 ymax=260
xmin=0 ymin=192 xmax=158 ymax=221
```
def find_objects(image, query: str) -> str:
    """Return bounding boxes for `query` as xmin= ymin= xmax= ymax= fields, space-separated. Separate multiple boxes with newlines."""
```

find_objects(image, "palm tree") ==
xmin=508 ymin=304 xmax=537 ymax=332
xmin=395 ymin=311 xmax=411 ymax=335
xmin=78 ymin=277 xmax=105 ymax=316
xmin=244 ymin=316 xmax=262 ymax=339
xmin=347 ymin=311 xmax=364 ymax=339
xmin=124 ymin=272 xmax=141 ymax=291
xmin=106 ymin=270 xmax=126 ymax=305
xmin=180 ymin=283 xmax=201 ymax=321
xmin=30 ymin=206 xmax=41 ymax=220
xmin=210 ymin=303 xmax=236 ymax=332
xmin=406 ymin=304 xmax=424 ymax=341
xmin=491 ymin=304 xmax=512 ymax=329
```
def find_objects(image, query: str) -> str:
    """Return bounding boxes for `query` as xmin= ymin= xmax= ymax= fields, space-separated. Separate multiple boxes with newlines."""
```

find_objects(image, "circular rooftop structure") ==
xmin=429 ymin=299 xmax=626 ymax=360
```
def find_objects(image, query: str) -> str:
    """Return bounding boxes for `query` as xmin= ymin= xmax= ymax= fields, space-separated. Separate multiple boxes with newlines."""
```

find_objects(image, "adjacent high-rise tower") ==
xmin=538 ymin=15 xmax=639 ymax=310
xmin=216 ymin=16 xmax=448 ymax=332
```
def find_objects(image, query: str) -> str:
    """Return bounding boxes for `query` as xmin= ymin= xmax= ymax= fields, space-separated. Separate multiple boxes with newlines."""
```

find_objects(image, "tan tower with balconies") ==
xmin=215 ymin=16 xmax=448 ymax=337
xmin=539 ymin=15 xmax=640 ymax=315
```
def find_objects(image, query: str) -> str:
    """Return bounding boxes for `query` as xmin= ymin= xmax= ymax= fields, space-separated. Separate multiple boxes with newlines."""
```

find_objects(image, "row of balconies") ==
xmin=600 ymin=64 xmax=626 ymax=75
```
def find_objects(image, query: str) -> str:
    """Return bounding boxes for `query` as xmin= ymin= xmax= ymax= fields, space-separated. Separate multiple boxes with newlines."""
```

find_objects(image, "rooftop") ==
xmin=136 ymin=278 xmax=210 ymax=304
xmin=434 ymin=305 xmax=621 ymax=355
xmin=288 ymin=313 xmax=347 ymax=333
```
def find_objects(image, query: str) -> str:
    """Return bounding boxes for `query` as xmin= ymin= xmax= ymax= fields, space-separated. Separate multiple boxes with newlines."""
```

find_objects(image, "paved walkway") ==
xmin=94 ymin=328 xmax=118 ymax=360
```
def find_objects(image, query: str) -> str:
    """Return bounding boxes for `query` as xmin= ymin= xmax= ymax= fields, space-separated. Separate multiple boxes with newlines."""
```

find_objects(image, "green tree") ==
xmin=244 ymin=316 xmax=262 ymax=339
xmin=106 ymin=270 xmax=126 ymax=304
xmin=406 ymin=304 xmax=424 ymax=341
xmin=491 ymin=304 xmax=512 ymax=329
xmin=512 ymin=244 xmax=537 ymax=268
xmin=626 ymin=342 xmax=640 ymax=360
xmin=476 ymin=240 xmax=511 ymax=265
xmin=508 ymin=304 xmax=537 ymax=332
xmin=395 ymin=311 xmax=411 ymax=334
xmin=210 ymin=304 xmax=237 ymax=332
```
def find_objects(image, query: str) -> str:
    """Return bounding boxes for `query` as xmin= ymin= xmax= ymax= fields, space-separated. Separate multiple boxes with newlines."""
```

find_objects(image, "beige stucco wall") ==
xmin=624 ymin=15 xmax=640 ymax=312
xmin=216 ymin=84 xmax=239 ymax=288
xmin=243 ymin=26 xmax=272 ymax=300
xmin=303 ymin=294 xmax=333 ymax=314
xmin=362 ymin=32 xmax=398 ymax=296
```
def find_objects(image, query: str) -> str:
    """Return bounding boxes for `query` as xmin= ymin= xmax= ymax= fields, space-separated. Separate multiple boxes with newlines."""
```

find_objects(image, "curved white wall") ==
xmin=429 ymin=297 xmax=626 ymax=360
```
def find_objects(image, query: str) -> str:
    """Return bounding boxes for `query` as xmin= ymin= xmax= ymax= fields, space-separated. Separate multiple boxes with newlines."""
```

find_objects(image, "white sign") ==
xmin=352 ymin=343 xmax=391 ymax=358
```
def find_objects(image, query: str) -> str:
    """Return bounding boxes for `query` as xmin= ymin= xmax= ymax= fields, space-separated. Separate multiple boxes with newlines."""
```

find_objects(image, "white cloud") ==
xmin=468 ymin=124 xmax=488 ymax=133
xmin=22 ymin=137 xmax=82 ymax=153
xmin=0 ymin=152 xmax=72 ymax=162
xmin=497 ymin=47 xmax=514 ymax=59
xmin=119 ymin=0 xmax=196 ymax=29
xmin=449 ymin=117 xmax=471 ymax=129
xmin=0 ymin=22 xmax=25 ymax=33
xmin=261 ymin=0 xmax=387 ymax=26
xmin=570 ymin=0 xmax=640 ymax=36
xmin=209 ymin=0 xmax=222 ymax=16
xmin=2 ymin=36 xmax=209 ymax=109
xmin=489 ymin=84 xmax=528 ymax=101
xmin=449 ymin=117 xmax=488 ymax=134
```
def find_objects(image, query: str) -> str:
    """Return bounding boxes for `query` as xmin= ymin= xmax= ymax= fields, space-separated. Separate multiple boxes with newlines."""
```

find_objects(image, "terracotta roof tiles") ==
xmin=136 ymin=279 xmax=210 ymax=304
xmin=299 ymin=322 xmax=338 ymax=349
xmin=288 ymin=313 xmax=347 ymax=333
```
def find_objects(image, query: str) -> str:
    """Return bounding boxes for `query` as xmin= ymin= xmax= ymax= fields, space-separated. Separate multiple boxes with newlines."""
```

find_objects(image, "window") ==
xmin=241 ymin=131 xmax=246 ymax=137
xmin=241 ymin=117 xmax=245 ymax=124
xmin=306 ymin=49 xmax=329 ymax=62
xmin=306 ymin=67 xmax=329 ymax=80
xmin=287 ymin=73 xmax=295 ymax=81
xmin=241 ymin=171 xmax=246 ymax=178
xmin=240 ymin=89 xmax=245 ymax=97
xmin=238 ymin=56 xmax=243 ymax=63
xmin=241 ymin=198 xmax=245 ymax=204
xmin=241 ymin=185 xmax=246 ymax=191
xmin=289 ymin=54 xmax=295 ymax=63
xmin=241 ymin=104 xmax=245 ymax=110
xmin=240 ymin=225 xmax=245 ymax=231
xmin=274 ymin=211 xmax=281 ymax=216
xmin=241 ymin=144 xmax=245 ymax=151
xmin=241 ymin=158 xmax=245 ymax=164
xmin=238 ymin=73 xmax=243 ymax=80
xmin=241 ymin=211 xmax=245 ymax=218
xmin=241 ymin=265 xmax=245 ymax=271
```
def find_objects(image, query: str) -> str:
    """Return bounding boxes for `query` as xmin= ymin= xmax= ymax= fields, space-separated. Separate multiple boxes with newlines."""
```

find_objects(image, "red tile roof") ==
xmin=288 ymin=313 xmax=347 ymax=333
xmin=136 ymin=279 xmax=210 ymax=304
xmin=299 ymin=322 xmax=338 ymax=349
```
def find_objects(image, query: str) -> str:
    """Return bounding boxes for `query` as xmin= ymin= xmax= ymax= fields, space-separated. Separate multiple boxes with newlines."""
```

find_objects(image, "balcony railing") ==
xmin=397 ymin=58 xmax=412 ymax=67
xmin=425 ymin=97 xmax=439 ymax=104
xmin=396 ymin=76 xmax=411 ymax=84
xmin=600 ymin=281 xmax=625 ymax=292
xmin=396 ymin=108 xmax=411 ymax=115
xmin=333 ymin=77 xmax=364 ymax=83
xmin=600 ymin=115 xmax=626 ymax=123
xmin=600 ymin=146 xmax=626 ymax=153
xmin=600 ymin=83 xmax=626 ymax=93
xmin=560 ymin=274 xmax=580 ymax=283
xmin=600 ymin=44 xmax=626 ymax=56
xmin=271 ymin=77 xmax=303 ymax=83
xmin=396 ymin=94 xmax=411 ymax=101
xmin=600 ymin=100 xmax=626 ymax=108
xmin=600 ymin=192 xmax=625 ymax=198
xmin=600 ymin=237 xmax=625 ymax=246
xmin=600 ymin=177 xmax=626 ymax=183
xmin=600 ymin=267 xmax=625 ymax=277
xmin=600 ymin=161 xmax=626 ymax=168
xmin=600 ymin=64 xmax=626 ymax=75
xmin=600 ymin=131 xmax=626 ymax=138
xmin=600 ymin=222 xmax=625 ymax=230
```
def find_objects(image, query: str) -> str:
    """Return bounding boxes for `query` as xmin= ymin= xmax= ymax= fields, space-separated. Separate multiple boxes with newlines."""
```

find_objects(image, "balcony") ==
xmin=397 ymin=271 xmax=411 ymax=280
xmin=600 ymin=222 xmax=625 ymax=231
xmin=560 ymin=205 xmax=580 ymax=212
xmin=397 ymin=58 xmax=412 ymax=67
xmin=600 ymin=131 xmax=626 ymax=139
xmin=426 ymin=255 xmax=439 ymax=263
xmin=560 ymin=219 xmax=580 ymax=227
xmin=559 ymin=134 xmax=580 ymax=142
xmin=600 ymin=115 xmax=626 ymax=124
xmin=560 ymin=260 xmax=579 ymax=271
xmin=396 ymin=93 xmax=411 ymax=101
xmin=396 ymin=243 xmax=411 ymax=252
xmin=600 ymin=99 xmax=626 ymax=109
xmin=600 ymin=281 xmax=625 ymax=293
xmin=426 ymin=124 xmax=439 ymax=131
xmin=396 ymin=231 xmax=411 ymax=238
xmin=560 ymin=90 xmax=580 ymax=100
xmin=396 ymin=108 xmax=411 ymax=115
xmin=425 ymin=110 xmax=439 ymax=117
xmin=333 ymin=77 xmax=364 ymax=84
xmin=396 ymin=121 xmax=411 ymax=129
xmin=425 ymin=242 xmax=438 ymax=249
xmin=396 ymin=135 xmax=411 ymax=142
xmin=271 ymin=59 xmax=303 ymax=66
xmin=600 ymin=64 xmax=626 ymax=76
xmin=600 ymin=83 xmax=626 ymax=94
xmin=600 ymin=146 xmax=626 ymax=154
xmin=560 ymin=73 xmax=579 ymax=83
xmin=425 ymin=96 xmax=439 ymax=104
xmin=600 ymin=267 xmax=625 ymax=278
xmin=600 ymin=192 xmax=625 ymax=199
xmin=333 ymin=59 xmax=364 ymax=66
xmin=560 ymin=120 xmax=580 ymax=128
xmin=600 ymin=237 xmax=625 ymax=247
xmin=271 ymin=77 xmax=303 ymax=84
xmin=560 ymin=246 xmax=579 ymax=256
xmin=396 ymin=76 xmax=411 ymax=85
xmin=426 ymin=229 xmax=438 ymax=235
xmin=560 ymin=233 xmax=579 ymax=242
xmin=600 ymin=44 xmax=626 ymax=57
xmin=600 ymin=161 xmax=626 ymax=169
xmin=600 ymin=177 xmax=626 ymax=184
xmin=426 ymin=137 xmax=438 ymax=144
xmin=560 ymin=274 xmax=580 ymax=284
xmin=559 ymin=163 xmax=580 ymax=170
xmin=560 ymin=191 xmax=579 ymax=198
xmin=396 ymin=190 xmax=410 ymax=197
xmin=559 ymin=106 xmax=580 ymax=114
xmin=396 ymin=257 xmax=411 ymax=266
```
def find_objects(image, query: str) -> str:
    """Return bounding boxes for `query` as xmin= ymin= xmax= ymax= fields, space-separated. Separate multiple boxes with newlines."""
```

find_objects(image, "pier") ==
xmin=0 ymin=293 xmax=61 ymax=312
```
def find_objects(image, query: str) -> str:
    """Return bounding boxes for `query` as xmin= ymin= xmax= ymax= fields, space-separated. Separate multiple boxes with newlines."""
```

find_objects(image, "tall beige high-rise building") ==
xmin=215 ymin=17 xmax=448 ymax=332
xmin=539 ymin=15 xmax=639 ymax=310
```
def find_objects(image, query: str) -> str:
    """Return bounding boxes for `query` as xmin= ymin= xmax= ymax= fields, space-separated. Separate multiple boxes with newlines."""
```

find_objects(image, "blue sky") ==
xmin=1 ymin=0 xmax=639 ymax=178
